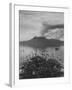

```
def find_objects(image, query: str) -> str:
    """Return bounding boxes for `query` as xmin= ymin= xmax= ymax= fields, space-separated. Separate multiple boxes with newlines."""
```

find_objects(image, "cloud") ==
xmin=41 ymin=22 xmax=64 ymax=36
xmin=19 ymin=10 xmax=64 ymax=41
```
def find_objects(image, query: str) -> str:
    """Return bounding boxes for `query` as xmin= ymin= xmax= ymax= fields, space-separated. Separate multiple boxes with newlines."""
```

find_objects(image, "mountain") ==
xmin=20 ymin=37 xmax=64 ymax=49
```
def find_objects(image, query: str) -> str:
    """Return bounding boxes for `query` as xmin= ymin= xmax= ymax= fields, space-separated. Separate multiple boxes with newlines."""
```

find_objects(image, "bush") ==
xmin=19 ymin=56 xmax=64 ymax=79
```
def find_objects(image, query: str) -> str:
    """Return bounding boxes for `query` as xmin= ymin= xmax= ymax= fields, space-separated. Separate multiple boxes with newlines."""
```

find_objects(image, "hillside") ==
xmin=20 ymin=37 xmax=64 ymax=49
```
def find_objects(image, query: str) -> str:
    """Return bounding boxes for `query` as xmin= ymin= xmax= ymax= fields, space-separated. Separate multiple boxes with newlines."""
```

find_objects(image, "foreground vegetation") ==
xmin=19 ymin=56 xmax=64 ymax=79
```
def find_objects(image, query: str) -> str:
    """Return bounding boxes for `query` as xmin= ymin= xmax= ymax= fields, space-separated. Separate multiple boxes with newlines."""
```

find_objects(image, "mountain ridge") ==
xmin=20 ymin=37 xmax=64 ymax=49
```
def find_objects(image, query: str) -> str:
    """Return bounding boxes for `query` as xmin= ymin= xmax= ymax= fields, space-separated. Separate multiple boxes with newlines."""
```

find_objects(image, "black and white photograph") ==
xmin=19 ymin=10 xmax=64 ymax=79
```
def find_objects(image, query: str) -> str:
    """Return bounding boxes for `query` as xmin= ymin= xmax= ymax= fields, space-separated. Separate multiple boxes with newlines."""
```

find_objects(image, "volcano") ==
xmin=20 ymin=37 xmax=64 ymax=49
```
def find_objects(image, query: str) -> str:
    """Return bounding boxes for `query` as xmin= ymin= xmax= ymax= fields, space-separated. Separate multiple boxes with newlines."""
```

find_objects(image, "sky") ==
xmin=19 ymin=10 xmax=64 ymax=41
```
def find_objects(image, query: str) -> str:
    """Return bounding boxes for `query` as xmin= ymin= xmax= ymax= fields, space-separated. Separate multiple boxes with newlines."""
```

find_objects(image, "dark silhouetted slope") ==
xmin=20 ymin=37 xmax=64 ymax=49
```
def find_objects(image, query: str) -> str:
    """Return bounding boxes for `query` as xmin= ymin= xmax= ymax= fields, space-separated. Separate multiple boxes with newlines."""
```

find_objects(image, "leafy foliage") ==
xmin=19 ymin=56 xmax=64 ymax=79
